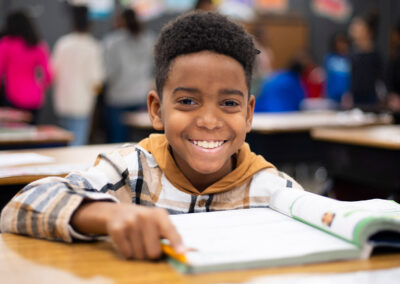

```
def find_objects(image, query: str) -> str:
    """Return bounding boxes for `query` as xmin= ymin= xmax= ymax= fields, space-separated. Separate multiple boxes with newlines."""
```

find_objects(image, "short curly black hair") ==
xmin=154 ymin=11 xmax=259 ymax=97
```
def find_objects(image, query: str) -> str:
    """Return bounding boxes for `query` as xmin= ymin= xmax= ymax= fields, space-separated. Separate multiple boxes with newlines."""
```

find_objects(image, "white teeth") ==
xmin=192 ymin=140 xmax=224 ymax=149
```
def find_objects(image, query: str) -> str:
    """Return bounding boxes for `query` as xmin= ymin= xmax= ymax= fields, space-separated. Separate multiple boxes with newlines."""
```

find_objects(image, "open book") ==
xmin=166 ymin=189 xmax=400 ymax=273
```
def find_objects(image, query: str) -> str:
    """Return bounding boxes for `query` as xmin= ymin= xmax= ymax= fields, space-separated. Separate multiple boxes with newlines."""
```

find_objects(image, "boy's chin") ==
xmin=190 ymin=163 xmax=231 ymax=176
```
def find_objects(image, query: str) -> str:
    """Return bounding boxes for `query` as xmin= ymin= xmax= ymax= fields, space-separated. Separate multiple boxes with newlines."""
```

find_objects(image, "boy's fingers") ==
xmin=157 ymin=213 xmax=184 ymax=254
xmin=141 ymin=220 xmax=162 ymax=259
xmin=109 ymin=228 xmax=133 ymax=259
xmin=128 ymin=224 xmax=145 ymax=260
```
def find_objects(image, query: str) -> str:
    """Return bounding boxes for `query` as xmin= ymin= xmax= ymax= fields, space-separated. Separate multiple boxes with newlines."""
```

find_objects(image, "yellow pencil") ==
xmin=161 ymin=243 xmax=188 ymax=264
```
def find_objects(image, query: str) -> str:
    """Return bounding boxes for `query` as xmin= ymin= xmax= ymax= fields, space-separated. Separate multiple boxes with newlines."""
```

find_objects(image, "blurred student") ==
xmin=0 ymin=10 xmax=53 ymax=124
xmin=52 ymin=5 xmax=104 ymax=146
xmin=301 ymin=52 xmax=324 ymax=99
xmin=103 ymin=8 xmax=155 ymax=143
xmin=346 ymin=10 xmax=384 ymax=110
xmin=250 ymin=26 xmax=274 ymax=97
xmin=254 ymin=56 xmax=305 ymax=112
xmin=323 ymin=32 xmax=351 ymax=107
xmin=386 ymin=20 xmax=400 ymax=122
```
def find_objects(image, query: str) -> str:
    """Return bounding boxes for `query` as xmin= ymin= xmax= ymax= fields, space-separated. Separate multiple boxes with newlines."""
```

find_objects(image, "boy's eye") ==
xmin=222 ymin=100 xmax=239 ymax=107
xmin=178 ymin=98 xmax=196 ymax=105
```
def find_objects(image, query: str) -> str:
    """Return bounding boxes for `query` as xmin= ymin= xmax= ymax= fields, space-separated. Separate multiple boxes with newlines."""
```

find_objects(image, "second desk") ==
xmin=0 ymin=143 xmax=123 ymax=209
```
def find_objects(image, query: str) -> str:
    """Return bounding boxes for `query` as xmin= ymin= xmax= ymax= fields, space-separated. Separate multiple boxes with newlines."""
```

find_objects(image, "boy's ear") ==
xmin=246 ymin=94 xmax=255 ymax=133
xmin=147 ymin=90 xmax=164 ymax=131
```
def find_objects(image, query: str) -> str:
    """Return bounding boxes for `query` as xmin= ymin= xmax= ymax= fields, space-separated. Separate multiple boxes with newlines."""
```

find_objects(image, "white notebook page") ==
xmin=170 ymin=208 xmax=358 ymax=266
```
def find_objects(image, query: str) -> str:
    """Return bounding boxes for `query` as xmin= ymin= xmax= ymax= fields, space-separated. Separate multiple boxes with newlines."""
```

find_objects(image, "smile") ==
xmin=190 ymin=140 xmax=226 ymax=149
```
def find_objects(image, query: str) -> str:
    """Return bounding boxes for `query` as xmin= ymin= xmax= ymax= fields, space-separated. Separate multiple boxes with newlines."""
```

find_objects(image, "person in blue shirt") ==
xmin=255 ymin=57 xmax=305 ymax=112
xmin=323 ymin=32 xmax=351 ymax=106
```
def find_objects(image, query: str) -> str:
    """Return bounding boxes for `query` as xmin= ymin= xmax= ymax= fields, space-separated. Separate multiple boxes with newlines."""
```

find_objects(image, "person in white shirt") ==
xmin=102 ymin=8 xmax=155 ymax=143
xmin=52 ymin=5 xmax=104 ymax=146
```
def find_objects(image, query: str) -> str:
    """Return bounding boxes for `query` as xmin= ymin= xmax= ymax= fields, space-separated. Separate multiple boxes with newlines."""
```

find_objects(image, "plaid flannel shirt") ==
xmin=0 ymin=144 xmax=302 ymax=242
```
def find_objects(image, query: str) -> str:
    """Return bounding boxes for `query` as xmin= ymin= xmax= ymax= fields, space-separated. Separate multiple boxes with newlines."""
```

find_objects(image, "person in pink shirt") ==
xmin=0 ymin=10 xmax=53 ymax=124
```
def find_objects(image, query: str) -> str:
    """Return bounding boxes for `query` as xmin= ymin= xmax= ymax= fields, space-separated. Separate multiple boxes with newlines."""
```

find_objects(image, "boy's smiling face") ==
xmin=148 ymin=51 xmax=255 ymax=190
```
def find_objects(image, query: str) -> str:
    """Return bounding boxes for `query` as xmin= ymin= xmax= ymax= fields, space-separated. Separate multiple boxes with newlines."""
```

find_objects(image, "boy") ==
xmin=0 ymin=11 xmax=302 ymax=261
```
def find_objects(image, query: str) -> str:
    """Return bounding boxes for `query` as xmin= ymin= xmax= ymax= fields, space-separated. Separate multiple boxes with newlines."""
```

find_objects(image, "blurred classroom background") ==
xmin=1 ymin=0 xmax=400 ymax=125
xmin=1 ymin=0 xmax=400 ymax=204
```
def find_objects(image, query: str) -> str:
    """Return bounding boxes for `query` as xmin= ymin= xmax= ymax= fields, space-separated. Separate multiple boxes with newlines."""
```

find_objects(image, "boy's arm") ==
xmin=0 ymin=149 xmax=126 ymax=242
xmin=0 ymin=175 xmax=117 ymax=242
xmin=279 ymin=170 xmax=304 ymax=190
xmin=0 ymin=147 xmax=183 ymax=260
xmin=264 ymin=168 xmax=304 ymax=190
xmin=0 ymin=149 xmax=134 ymax=237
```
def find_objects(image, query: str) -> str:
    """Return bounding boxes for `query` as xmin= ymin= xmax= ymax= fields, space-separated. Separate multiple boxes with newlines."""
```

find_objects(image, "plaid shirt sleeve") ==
xmin=0 ymin=147 xmax=137 ymax=242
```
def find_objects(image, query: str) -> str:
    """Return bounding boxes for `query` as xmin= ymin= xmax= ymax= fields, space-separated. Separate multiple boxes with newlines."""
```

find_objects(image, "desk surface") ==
xmin=1 ymin=233 xmax=400 ymax=284
xmin=124 ymin=111 xmax=153 ymax=129
xmin=124 ymin=110 xmax=392 ymax=133
xmin=250 ymin=110 xmax=392 ymax=133
xmin=311 ymin=125 xmax=400 ymax=150
xmin=0 ymin=125 xmax=74 ymax=146
xmin=0 ymin=143 xmax=123 ymax=186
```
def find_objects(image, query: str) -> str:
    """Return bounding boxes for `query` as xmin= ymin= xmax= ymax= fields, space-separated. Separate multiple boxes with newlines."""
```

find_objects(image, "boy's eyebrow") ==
xmin=172 ymin=87 xmax=200 ymax=94
xmin=219 ymin=88 xmax=244 ymax=97
xmin=172 ymin=87 xmax=244 ymax=97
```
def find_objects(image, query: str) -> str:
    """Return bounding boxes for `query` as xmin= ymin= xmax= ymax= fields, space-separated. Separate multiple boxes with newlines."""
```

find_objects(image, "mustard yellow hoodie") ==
xmin=138 ymin=134 xmax=275 ymax=196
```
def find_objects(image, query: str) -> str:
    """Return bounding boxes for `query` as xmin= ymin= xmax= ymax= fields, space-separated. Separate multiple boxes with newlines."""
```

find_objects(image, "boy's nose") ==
xmin=196 ymin=108 xmax=223 ymax=130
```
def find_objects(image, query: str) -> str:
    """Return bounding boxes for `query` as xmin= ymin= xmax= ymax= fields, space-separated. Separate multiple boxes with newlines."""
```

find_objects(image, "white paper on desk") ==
xmin=171 ymin=208 xmax=356 ymax=267
xmin=0 ymin=153 xmax=55 ymax=167
xmin=0 ymin=163 xmax=90 ymax=178
xmin=235 ymin=267 xmax=400 ymax=284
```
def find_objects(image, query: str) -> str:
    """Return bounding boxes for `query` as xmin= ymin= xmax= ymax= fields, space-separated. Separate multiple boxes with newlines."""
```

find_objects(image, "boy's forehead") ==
xmin=163 ymin=51 xmax=248 ymax=95
xmin=168 ymin=51 xmax=247 ymax=82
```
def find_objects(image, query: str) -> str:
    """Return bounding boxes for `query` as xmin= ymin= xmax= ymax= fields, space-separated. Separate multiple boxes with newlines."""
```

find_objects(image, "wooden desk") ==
xmin=0 ymin=143 xmax=123 ymax=186
xmin=248 ymin=110 xmax=392 ymax=164
xmin=251 ymin=111 xmax=392 ymax=134
xmin=123 ymin=111 xmax=160 ymax=142
xmin=1 ymin=233 xmax=400 ymax=284
xmin=0 ymin=125 xmax=74 ymax=149
xmin=0 ymin=143 xmax=123 ymax=210
xmin=311 ymin=125 xmax=400 ymax=200
xmin=124 ymin=111 xmax=152 ymax=130
xmin=311 ymin=125 xmax=400 ymax=150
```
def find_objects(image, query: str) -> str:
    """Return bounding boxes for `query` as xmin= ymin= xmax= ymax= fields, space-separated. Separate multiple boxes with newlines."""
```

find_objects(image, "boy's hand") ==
xmin=106 ymin=204 xmax=183 ymax=260
xmin=71 ymin=202 xmax=184 ymax=260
